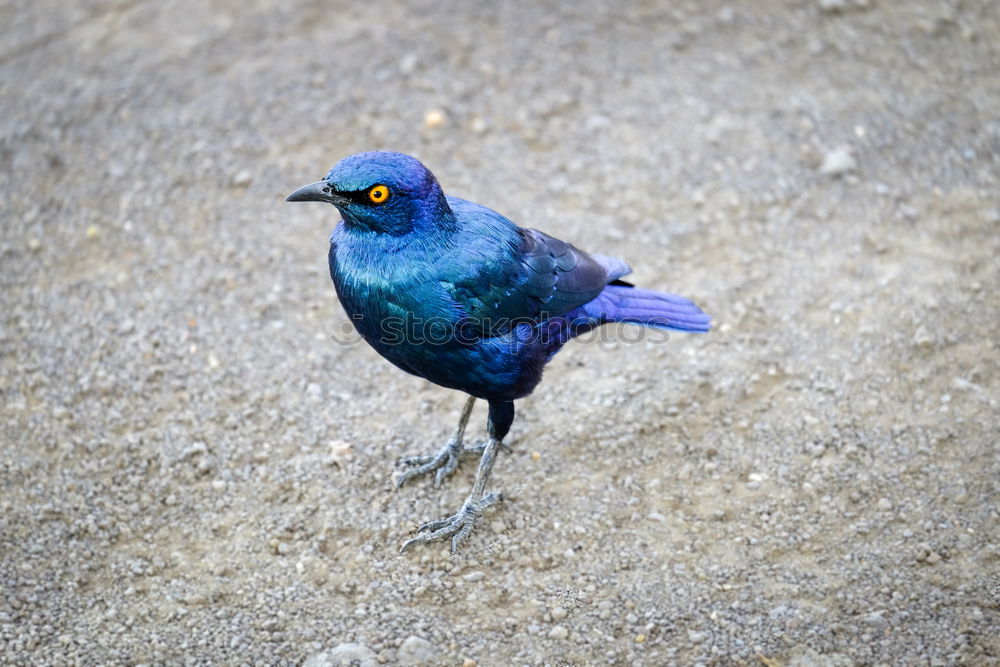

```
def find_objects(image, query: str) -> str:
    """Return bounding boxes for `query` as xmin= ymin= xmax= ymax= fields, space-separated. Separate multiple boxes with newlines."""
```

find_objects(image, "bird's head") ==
xmin=285 ymin=151 xmax=453 ymax=235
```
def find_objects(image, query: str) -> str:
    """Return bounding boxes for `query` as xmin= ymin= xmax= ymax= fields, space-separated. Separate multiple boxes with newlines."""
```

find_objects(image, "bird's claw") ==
xmin=396 ymin=438 xmax=505 ymax=488
xmin=400 ymin=492 xmax=503 ymax=554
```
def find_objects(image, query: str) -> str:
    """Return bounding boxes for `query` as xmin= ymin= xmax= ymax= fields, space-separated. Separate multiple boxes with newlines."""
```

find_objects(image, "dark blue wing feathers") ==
xmin=438 ymin=196 xmax=709 ymax=341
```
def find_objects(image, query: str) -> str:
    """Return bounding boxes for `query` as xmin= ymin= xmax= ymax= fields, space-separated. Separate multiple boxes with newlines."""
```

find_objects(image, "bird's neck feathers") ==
xmin=408 ymin=182 xmax=457 ymax=235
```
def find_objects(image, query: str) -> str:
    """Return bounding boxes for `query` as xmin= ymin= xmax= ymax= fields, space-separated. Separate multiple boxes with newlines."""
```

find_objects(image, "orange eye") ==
xmin=368 ymin=184 xmax=390 ymax=204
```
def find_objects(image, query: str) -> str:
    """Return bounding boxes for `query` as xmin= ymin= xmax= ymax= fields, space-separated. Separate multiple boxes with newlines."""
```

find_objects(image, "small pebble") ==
xmin=399 ymin=53 xmax=418 ymax=74
xmin=304 ymin=643 xmax=377 ymax=667
xmin=819 ymin=146 xmax=857 ymax=176
xmin=231 ymin=170 xmax=252 ymax=188
xmin=397 ymin=636 xmax=438 ymax=665
xmin=818 ymin=0 xmax=848 ymax=13
xmin=688 ymin=630 xmax=708 ymax=644
xmin=424 ymin=109 xmax=447 ymax=129
xmin=328 ymin=440 xmax=353 ymax=467
xmin=864 ymin=612 xmax=887 ymax=629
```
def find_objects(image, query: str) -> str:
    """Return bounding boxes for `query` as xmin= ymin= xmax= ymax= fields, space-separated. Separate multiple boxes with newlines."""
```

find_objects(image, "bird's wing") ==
xmin=515 ymin=228 xmax=623 ymax=315
xmin=444 ymin=222 xmax=631 ymax=337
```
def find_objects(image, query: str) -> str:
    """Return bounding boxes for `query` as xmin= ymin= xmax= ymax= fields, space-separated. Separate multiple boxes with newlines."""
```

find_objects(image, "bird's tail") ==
xmin=537 ymin=284 xmax=710 ymax=360
xmin=582 ymin=284 xmax=711 ymax=333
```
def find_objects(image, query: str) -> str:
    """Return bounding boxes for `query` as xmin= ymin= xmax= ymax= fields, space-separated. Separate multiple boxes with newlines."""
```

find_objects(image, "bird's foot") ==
xmin=395 ymin=439 xmax=510 ymax=488
xmin=400 ymin=492 xmax=503 ymax=554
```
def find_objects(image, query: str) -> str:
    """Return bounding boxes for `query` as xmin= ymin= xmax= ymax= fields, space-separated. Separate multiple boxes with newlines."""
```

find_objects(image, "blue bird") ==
xmin=286 ymin=151 xmax=709 ymax=553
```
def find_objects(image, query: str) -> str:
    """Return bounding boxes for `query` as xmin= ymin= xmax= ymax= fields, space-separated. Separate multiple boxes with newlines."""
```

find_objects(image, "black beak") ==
xmin=285 ymin=181 xmax=347 ymax=205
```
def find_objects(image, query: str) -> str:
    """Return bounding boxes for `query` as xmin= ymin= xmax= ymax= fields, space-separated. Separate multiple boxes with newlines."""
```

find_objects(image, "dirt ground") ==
xmin=2 ymin=0 xmax=998 ymax=664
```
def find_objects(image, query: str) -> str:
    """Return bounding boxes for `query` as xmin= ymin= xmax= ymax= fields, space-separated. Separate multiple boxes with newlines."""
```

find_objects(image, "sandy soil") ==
xmin=2 ymin=0 xmax=998 ymax=664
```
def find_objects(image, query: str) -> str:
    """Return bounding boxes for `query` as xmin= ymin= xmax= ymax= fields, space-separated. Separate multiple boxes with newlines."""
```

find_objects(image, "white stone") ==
xmin=819 ymin=146 xmax=857 ymax=176
xmin=398 ymin=635 xmax=438 ymax=665
xmin=304 ymin=643 xmax=377 ymax=667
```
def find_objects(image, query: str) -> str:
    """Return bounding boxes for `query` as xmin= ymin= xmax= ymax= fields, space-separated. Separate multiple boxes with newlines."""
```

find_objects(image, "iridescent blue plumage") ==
xmin=286 ymin=151 xmax=710 ymax=552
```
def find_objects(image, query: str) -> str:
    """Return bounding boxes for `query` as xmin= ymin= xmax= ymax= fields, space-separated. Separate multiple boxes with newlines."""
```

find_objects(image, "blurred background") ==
xmin=2 ymin=1 xmax=998 ymax=664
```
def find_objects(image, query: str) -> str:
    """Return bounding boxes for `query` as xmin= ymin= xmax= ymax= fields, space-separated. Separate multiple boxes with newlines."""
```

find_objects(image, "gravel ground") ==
xmin=2 ymin=1 xmax=999 ymax=665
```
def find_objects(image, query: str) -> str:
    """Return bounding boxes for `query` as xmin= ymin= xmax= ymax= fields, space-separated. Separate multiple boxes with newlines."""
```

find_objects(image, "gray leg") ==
xmin=396 ymin=396 xmax=483 ymax=488
xmin=400 ymin=400 xmax=514 ymax=554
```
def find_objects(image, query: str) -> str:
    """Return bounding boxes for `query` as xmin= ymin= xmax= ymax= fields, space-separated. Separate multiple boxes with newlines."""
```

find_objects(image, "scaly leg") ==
xmin=401 ymin=400 xmax=514 ymax=554
xmin=395 ymin=396 xmax=485 ymax=488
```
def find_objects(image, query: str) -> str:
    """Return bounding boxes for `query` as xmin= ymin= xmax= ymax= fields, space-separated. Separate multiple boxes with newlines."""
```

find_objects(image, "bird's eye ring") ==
xmin=368 ymin=184 xmax=390 ymax=205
